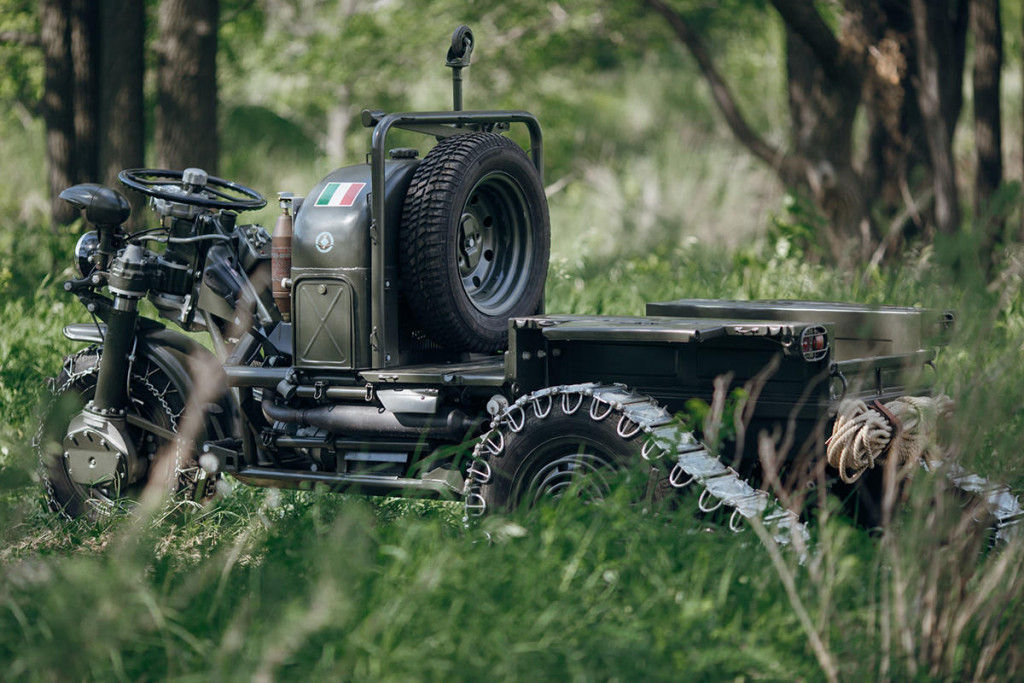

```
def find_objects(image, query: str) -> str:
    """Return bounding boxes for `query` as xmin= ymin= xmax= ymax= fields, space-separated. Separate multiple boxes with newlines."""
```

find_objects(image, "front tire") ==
xmin=36 ymin=348 xmax=211 ymax=519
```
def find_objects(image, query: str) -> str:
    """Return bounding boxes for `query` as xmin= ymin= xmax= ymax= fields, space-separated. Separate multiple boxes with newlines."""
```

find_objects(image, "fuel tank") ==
xmin=291 ymin=158 xmax=419 ymax=369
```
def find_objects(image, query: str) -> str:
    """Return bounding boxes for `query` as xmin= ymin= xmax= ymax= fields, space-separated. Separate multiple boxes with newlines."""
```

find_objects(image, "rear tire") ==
xmin=400 ymin=133 xmax=550 ymax=353
xmin=480 ymin=396 xmax=647 ymax=511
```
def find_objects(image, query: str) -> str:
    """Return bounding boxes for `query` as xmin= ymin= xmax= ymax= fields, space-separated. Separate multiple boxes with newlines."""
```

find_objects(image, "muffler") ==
xmin=262 ymin=399 xmax=475 ymax=440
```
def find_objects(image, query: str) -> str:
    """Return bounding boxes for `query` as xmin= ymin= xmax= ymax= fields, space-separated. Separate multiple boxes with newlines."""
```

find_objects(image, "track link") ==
xmin=463 ymin=383 xmax=811 ymax=549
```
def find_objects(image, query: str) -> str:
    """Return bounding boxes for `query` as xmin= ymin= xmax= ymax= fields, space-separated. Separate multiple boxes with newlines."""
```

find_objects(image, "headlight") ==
xmin=75 ymin=230 xmax=100 ymax=277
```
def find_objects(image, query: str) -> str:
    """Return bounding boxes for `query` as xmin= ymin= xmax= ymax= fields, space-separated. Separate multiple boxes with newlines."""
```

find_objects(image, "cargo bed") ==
xmin=647 ymin=299 xmax=953 ymax=361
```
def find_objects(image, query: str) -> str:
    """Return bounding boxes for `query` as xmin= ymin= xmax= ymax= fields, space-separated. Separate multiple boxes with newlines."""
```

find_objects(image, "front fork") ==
xmin=91 ymin=242 xmax=149 ymax=414
xmin=62 ymin=244 xmax=149 ymax=490
xmin=91 ymin=294 xmax=140 ymax=414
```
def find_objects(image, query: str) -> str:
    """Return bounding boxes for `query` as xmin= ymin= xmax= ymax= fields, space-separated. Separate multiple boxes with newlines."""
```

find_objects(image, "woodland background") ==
xmin=2 ymin=1 xmax=1024 ymax=680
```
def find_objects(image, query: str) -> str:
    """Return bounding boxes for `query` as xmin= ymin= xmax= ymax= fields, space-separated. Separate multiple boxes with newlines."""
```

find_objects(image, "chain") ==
xmin=131 ymin=359 xmax=202 ymax=501
xmin=34 ymin=347 xmax=102 ymax=519
xmin=33 ymin=349 xmax=207 ymax=517
xmin=940 ymin=462 xmax=1024 ymax=545
xmin=463 ymin=383 xmax=812 ymax=550
xmin=463 ymin=384 xmax=1023 ymax=552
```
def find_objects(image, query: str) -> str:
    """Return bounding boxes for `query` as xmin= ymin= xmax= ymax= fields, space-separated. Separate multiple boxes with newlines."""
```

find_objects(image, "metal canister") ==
xmin=272 ymin=192 xmax=294 ymax=321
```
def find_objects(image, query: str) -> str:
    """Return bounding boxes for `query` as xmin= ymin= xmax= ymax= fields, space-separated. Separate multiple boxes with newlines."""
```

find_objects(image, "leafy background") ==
xmin=2 ymin=1 xmax=1024 ymax=680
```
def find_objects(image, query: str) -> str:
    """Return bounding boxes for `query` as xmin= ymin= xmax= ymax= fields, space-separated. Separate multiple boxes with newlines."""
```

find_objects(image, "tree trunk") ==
xmin=910 ymin=0 xmax=961 ymax=236
xmin=325 ymin=86 xmax=351 ymax=164
xmin=944 ymin=0 xmax=970 ymax=142
xmin=783 ymin=23 xmax=867 ymax=261
xmin=646 ymin=0 xmax=970 ymax=258
xmin=40 ymin=0 xmax=77 ymax=226
xmin=156 ymin=0 xmax=220 ymax=174
xmin=971 ymin=0 xmax=1003 ymax=221
xmin=70 ymin=0 xmax=98 ymax=184
xmin=98 ymin=0 xmax=145 ymax=224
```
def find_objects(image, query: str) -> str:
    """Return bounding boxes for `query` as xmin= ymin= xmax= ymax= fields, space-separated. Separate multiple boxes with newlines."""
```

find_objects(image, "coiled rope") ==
xmin=827 ymin=394 xmax=954 ymax=483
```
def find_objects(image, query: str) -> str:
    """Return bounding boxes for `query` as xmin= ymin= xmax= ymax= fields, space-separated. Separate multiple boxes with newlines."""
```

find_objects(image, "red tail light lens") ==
xmin=800 ymin=326 xmax=828 ymax=361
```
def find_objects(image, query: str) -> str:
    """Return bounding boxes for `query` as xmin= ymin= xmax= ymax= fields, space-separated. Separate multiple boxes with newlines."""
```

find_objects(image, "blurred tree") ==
xmin=70 ymin=0 xmax=97 ymax=184
xmin=971 ymin=0 xmax=1004 ymax=245
xmin=910 ymin=0 xmax=964 ymax=239
xmin=98 ymin=0 xmax=144 ymax=194
xmin=219 ymin=0 xmax=444 ymax=166
xmin=15 ymin=0 xmax=145 ymax=227
xmin=642 ymin=0 xmax=975 ymax=263
xmin=39 ymin=0 xmax=76 ymax=226
xmin=156 ymin=0 xmax=220 ymax=173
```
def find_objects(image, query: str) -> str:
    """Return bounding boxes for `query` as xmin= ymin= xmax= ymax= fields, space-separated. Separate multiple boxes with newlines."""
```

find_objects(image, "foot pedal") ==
xmin=200 ymin=438 xmax=243 ymax=473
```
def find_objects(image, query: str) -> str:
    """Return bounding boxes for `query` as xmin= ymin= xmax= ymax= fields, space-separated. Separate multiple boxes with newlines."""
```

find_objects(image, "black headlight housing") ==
xmin=74 ymin=230 xmax=100 ymax=277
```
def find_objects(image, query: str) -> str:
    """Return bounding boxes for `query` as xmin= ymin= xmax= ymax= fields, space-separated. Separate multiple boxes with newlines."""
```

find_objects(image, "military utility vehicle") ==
xmin=38 ymin=27 xmax=1021 ymax=541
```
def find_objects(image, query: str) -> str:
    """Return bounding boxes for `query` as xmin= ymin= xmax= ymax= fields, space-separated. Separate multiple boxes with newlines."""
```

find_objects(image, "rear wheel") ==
xmin=481 ymin=399 xmax=644 ymax=511
xmin=35 ymin=349 xmax=212 ymax=519
xmin=400 ymin=133 xmax=550 ymax=353
xmin=464 ymin=385 xmax=812 ymax=551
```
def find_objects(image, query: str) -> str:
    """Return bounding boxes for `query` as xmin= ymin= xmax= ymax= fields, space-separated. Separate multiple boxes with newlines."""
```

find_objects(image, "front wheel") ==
xmin=35 ymin=348 xmax=213 ymax=519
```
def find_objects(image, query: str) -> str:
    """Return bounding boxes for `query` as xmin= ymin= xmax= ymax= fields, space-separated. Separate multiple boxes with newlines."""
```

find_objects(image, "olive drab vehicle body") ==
xmin=37 ymin=27 xmax=1022 ymax=541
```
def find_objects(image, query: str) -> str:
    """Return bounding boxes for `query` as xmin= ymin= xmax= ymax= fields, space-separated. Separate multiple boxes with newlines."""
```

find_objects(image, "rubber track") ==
xmin=463 ymin=384 xmax=812 ymax=552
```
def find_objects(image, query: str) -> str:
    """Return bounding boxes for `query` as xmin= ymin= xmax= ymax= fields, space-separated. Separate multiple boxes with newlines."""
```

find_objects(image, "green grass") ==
xmin=3 ymin=234 xmax=1024 ymax=680
xmin=3 ymin=90 xmax=1024 ymax=679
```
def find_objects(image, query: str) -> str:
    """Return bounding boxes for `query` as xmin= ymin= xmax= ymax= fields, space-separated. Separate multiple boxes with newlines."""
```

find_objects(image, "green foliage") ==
xmin=767 ymin=192 xmax=830 ymax=262
xmin=3 ymin=233 xmax=1024 ymax=679
xmin=683 ymin=387 xmax=750 ymax=450
xmin=2 ymin=4 xmax=1024 ymax=679
xmin=0 ymin=0 xmax=41 ymax=110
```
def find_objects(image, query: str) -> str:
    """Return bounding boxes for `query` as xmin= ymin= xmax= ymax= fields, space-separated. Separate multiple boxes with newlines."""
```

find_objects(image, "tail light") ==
xmin=800 ymin=325 xmax=828 ymax=361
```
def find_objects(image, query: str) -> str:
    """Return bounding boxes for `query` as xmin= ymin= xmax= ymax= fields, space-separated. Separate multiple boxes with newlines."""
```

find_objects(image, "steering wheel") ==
xmin=118 ymin=168 xmax=267 ymax=211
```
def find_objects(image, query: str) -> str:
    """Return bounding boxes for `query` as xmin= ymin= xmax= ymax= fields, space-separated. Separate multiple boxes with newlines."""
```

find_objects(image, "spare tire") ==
xmin=400 ymin=133 xmax=550 ymax=353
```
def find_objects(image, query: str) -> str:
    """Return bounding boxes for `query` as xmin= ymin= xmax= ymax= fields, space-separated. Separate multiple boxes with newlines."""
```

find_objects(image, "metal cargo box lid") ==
xmin=518 ymin=315 xmax=808 ymax=344
xmin=646 ymin=299 xmax=951 ymax=359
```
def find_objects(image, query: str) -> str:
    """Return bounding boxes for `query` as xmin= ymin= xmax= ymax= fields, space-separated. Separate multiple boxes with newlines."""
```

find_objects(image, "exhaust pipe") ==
xmin=262 ymin=398 xmax=476 ymax=440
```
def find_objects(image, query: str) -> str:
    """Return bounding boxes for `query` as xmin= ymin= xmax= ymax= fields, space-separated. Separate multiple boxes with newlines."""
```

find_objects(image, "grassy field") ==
xmin=2 ymin=225 xmax=1024 ymax=680
xmin=3 ymin=106 xmax=1024 ymax=680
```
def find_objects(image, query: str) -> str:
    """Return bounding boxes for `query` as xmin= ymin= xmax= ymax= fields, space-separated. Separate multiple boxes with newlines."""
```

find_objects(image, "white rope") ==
xmin=827 ymin=394 xmax=954 ymax=483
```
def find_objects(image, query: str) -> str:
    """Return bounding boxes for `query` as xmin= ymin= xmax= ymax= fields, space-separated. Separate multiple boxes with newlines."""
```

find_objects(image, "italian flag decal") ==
xmin=314 ymin=181 xmax=366 ymax=208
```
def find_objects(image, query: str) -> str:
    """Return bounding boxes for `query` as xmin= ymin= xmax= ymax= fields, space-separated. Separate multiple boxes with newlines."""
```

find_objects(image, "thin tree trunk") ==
xmin=40 ymin=0 xmax=76 ymax=226
xmin=156 ymin=0 xmax=220 ymax=174
xmin=943 ymin=0 xmax=970 ymax=143
xmin=642 ymin=0 xmax=782 ymax=170
xmin=70 ymin=0 xmax=98 ymax=184
xmin=326 ymin=92 xmax=351 ymax=164
xmin=971 ymin=0 xmax=1003 ymax=225
xmin=98 ymin=0 xmax=145 ymax=224
xmin=910 ymin=0 xmax=961 ymax=236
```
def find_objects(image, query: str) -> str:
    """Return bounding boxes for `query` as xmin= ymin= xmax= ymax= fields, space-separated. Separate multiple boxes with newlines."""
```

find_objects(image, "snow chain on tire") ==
xmin=33 ymin=348 xmax=209 ymax=519
xmin=463 ymin=383 xmax=811 ymax=549
xmin=939 ymin=463 xmax=1024 ymax=545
